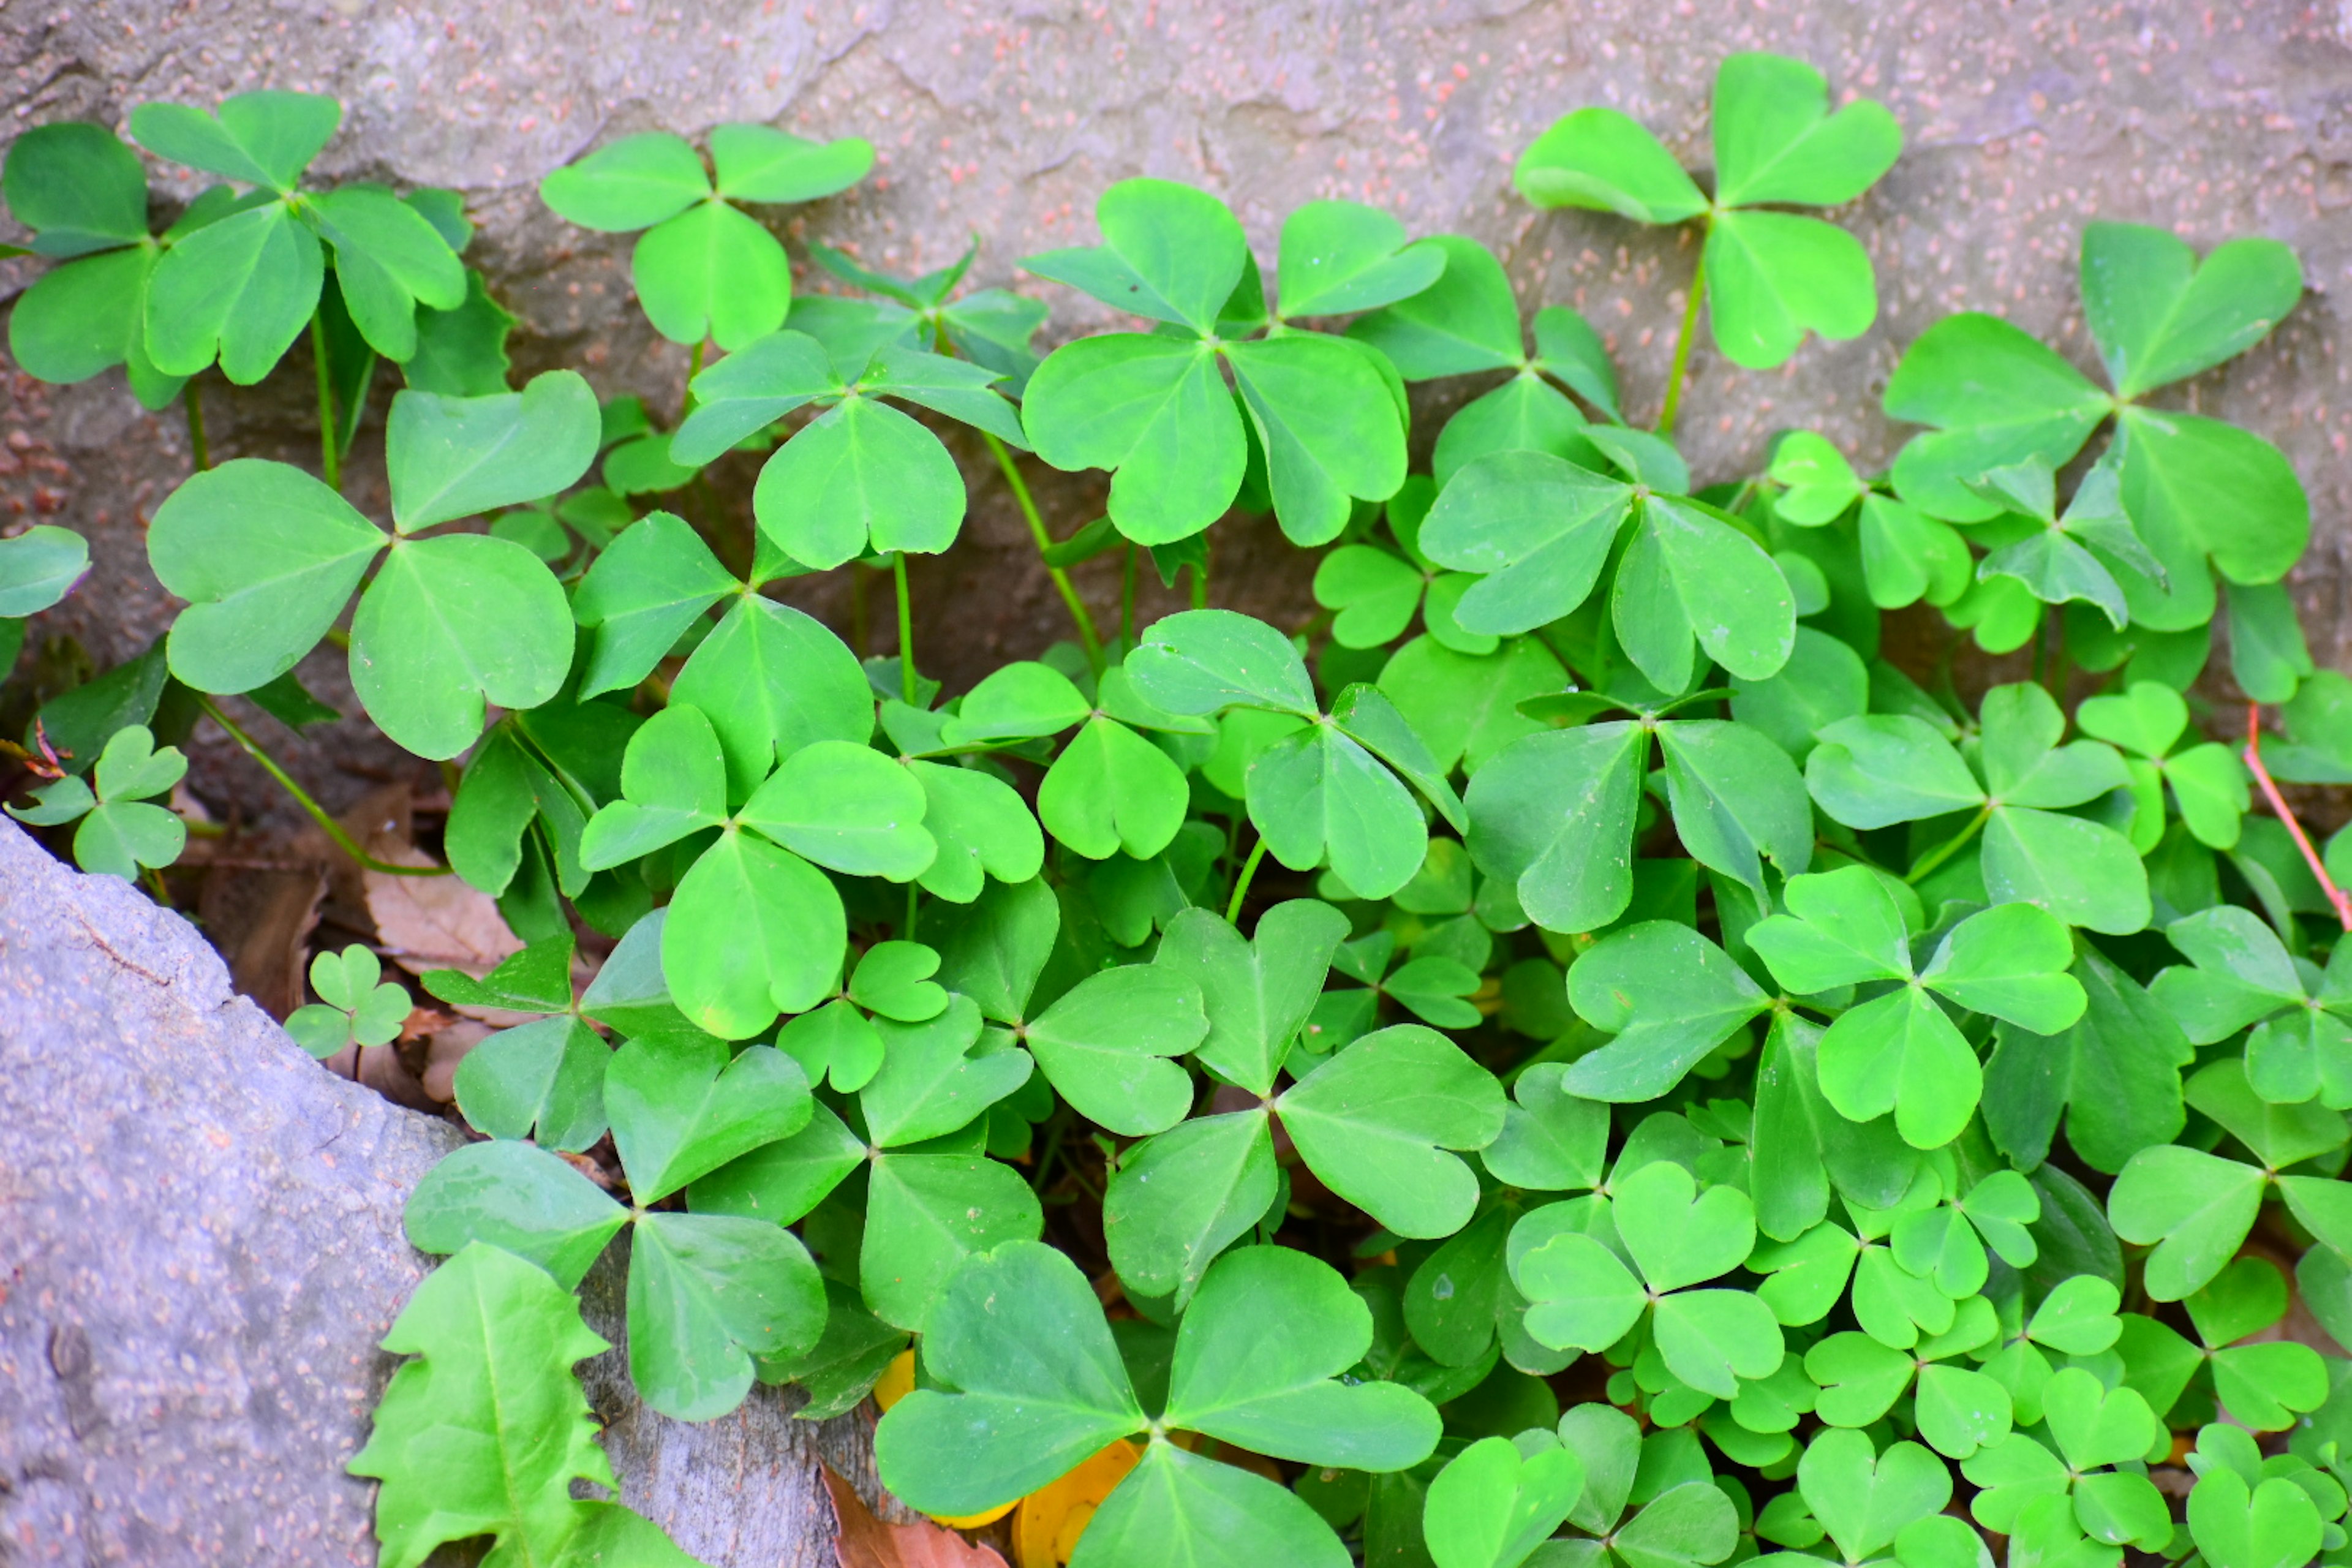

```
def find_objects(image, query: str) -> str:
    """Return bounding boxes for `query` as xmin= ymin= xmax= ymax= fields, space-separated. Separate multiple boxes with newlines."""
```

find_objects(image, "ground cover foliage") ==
xmin=7 ymin=52 xmax=2352 ymax=1568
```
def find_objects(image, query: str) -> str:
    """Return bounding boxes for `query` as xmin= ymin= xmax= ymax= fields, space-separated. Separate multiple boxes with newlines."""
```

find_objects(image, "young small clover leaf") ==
xmin=1885 ymin=222 xmax=2306 ymax=631
xmin=807 ymin=235 xmax=1052 ymax=390
xmin=1548 ymin=1403 xmax=1740 ymax=1568
xmin=1512 ymin=1159 xmax=1783 ymax=1400
xmin=420 ymin=933 xmax=611 ymax=1152
xmin=2108 ymin=1057 xmax=2352 ymax=1300
xmin=669 ymin=328 xmax=1030 ymax=570
xmin=1020 ymin=180 xmax=1408 ymax=547
xmin=577 ymin=702 xmax=930 ymax=1038
xmin=403 ymin=1029 xmax=825 ymax=1422
xmin=284 ymin=944 xmax=413 ymax=1060
xmin=1128 ymin=609 xmax=1464 ymax=899
xmin=1314 ymin=926 xmax=1485 ymax=1032
xmin=127 ymin=91 xmax=470 ymax=378
xmin=6 ymin=722 xmax=187 ymax=880
xmin=1515 ymin=53 xmax=1900 ymax=370
xmin=2179 ymin=1257 xmax=2331 ymax=1432
xmin=1419 ymin=450 xmax=1798 ymax=696
xmin=1421 ymin=1430 xmax=1586 ymax=1568
xmin=1464 ymin=693 xmax=1810 ymax=935
xmin=1747 ymin=865 xmax=2086 ymax=1148
xmin=2075 ymin=679 xmax=2248 ymax=851
xmin=0 ymin=125 xmax=194 ymax=409
xmin=349 ymin=1243 xmax=696 ymax=1568
xmin=874 ymin=1242 xmax=1440 ymax=1568
xmin=146 ymin=371 xmax=599 ymax=759
xmin=2147 ymin=904 xmax=2352 ymax=1108
xmin=1964 ymin=456 xmax=2168 ymax=634
xmin=539 ymin=124 xmax=873 ymax=350
xmin=1805 ymin=682 xmax=2151 ymax=935
xmin=1804 ymin=1296 xmax=2015 ymax=1462
xmin=1959 ymin=1368 xmax=2173 ymax=1553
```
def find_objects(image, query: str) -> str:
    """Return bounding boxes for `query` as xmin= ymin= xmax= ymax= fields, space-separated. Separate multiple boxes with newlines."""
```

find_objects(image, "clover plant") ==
xmin=7 ymin=53 xmax=2352 ymax=1568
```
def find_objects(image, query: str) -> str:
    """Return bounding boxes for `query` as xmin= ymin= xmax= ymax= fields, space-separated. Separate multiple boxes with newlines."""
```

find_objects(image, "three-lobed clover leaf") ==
xmin=1959 ymin=1366 xmax=2173 ymax=1552
xmin=875 ymin=1241 xmax=1441 ymax=1568
xmin=671 ymin=328 xmax=1030 ymax=570
xmin=126 ymin=91 xmax=470 ymax=382
xmin=1806 ymin=682 xmax=2150 ymax=935
xmin=403 ymin=1027 xmax=825 ymax=1422
xmin=6 ymin=722 xmax=189 ymax=880
xmin=2147 ymin=903 xmax=2352 ymax=1108
xmin=807 ymin=236 xmax=1051 ymax=390
xmin=1020 ymin=180 xmax=1411 ymax=547
xmin=1129 ymin=609 xmax=1464 ymax=899
xmin=147 ymin=370 xmax=599 ymax=759
xmin=2075 ymin=679 xmax=2248 ymax=851
xmin=1748 ymin=864 xmax=2085 ymax=1147
xmin=285 ymin=943 xmax=413 ymax=1060
xmin=422 ymin=933 xmax=613 ymax=1152
xmin=1515 ymin=53 xmax=1900 ymax=369
xmin=1512 ymin=1159 xmax=1783 ymax=1398
xmin=540 ymin=124 xmax=873 ymax=350
xmin=2107 ymin=1056 xmax=2352 ymax=1300
xmin=1884 ymin=220 xmax=2307 ymax=631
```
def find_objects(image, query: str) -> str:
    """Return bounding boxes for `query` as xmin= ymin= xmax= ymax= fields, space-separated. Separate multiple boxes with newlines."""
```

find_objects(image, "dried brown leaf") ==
xmin=826 ymin=1465 xmax=1007 ymax=1568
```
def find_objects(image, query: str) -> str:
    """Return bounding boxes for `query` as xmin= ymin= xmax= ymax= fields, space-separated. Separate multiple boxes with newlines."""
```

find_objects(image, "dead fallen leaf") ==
xmin=363 ymin=840 xmax=522 ymax=978
xmin=1012 ymin=1441 xmax=1138 ymax=1568
xmin=826 ymin=1465 xmax=1007 ymax=1568
xmin=421 ymin=1020 xmax=491 ymax=1103
xmin=356 ymin=1042 xmax=437 ymax=1114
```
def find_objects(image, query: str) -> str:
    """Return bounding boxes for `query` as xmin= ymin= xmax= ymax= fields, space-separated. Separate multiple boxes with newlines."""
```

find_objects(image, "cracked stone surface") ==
xmin=0 ymin=816 xmax=880 ymax=1566
xmin=3 ymin=1 xmax=2348 ymax=826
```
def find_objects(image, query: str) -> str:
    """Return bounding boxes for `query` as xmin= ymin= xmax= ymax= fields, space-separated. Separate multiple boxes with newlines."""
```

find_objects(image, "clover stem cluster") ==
xmin=5 ymin=52 xmax=2352 ymax=1568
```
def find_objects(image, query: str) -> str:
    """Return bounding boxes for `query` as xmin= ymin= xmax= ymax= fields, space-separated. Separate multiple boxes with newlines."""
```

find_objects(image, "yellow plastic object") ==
xmin=870 ymin=1349 xmax=1020 ymax=1530
xmin=873 ymin=1348 xmax=917 ymax=1411
xmin=1012 ymin=1439 xmax=1142 ymax=1568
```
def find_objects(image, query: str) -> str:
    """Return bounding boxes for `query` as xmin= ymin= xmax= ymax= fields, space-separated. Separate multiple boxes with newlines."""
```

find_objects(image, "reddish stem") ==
xmin=2242 ymin=701 xmax=2352 ymax=932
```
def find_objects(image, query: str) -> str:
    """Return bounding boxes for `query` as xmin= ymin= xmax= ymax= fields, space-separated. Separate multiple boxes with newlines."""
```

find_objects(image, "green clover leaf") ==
xmin=1022 ymin=179 xmax=1408 ymax=547
xmin=1515 ymin=54 xmax=1898 ymax=369
xmin=284 ymin=943 xmax=412 ymax=1060
xmin=540 ymin=126 xmax=872 ymax=349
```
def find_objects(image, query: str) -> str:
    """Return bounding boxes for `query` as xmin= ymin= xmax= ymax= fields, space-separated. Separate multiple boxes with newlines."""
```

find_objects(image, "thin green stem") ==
xmin=1905 ymin=804 xmax=1992 ymax=886
xmin=1657 ymin=236 xmax=1709 ymax=438
xmin=198 ymin=695 xmax=449 ymax=876
xmin=1226 ymin=837 xmax=1270 ymax=924
xmin=894 ymin=553 xmax=917 ymax=705
xmin=184 ymin=380 xmax=209 ymax=473
xmin=987 ymin=432 xmax=1103 ymax=671
xmin=905 ymin=881 xmax=919 ymax=943
xmin=310 ymin=312 xmax=340 ymax=491
xmin=1031 ymin=1109 xmax=1068 ymax=1193
xmin=1192 ymin=536 xmax=1212 ymax=611
xmin=1121 ymin=544 xmax=1138 ymax=650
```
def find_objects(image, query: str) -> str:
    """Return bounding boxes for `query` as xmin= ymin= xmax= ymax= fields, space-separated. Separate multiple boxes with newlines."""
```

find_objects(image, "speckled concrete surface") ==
xmin=0 ymin=0 xmax=2347 ymax=804
xmin=0 ymin=818 xmax=890 ymax=1564
xmin=0 ymin=813 xmax=463 ymax=1564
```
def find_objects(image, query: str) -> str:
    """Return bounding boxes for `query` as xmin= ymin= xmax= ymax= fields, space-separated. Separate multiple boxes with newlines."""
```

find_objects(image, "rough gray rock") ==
xmin=3 ymin=1 xmax=2348 ymax=823
xmin=0 ymin=818 xmax=876 ymax=1567
xmin=0 ymin=813 xmax=463 ymax=1565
